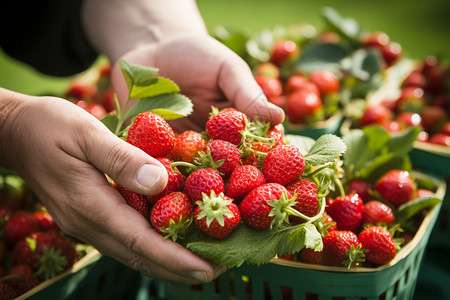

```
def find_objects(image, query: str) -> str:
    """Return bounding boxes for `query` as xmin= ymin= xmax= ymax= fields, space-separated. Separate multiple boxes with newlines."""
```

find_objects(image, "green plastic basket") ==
xmin=137 ymin=171 xmax=445 ymax=300
xmin=283 ymin=111 xmax=344 ymax=140
xmin=408 ymin=142 xmax=450 ymax=178
xmin=18 ymin=250 xmax=142 ymax=300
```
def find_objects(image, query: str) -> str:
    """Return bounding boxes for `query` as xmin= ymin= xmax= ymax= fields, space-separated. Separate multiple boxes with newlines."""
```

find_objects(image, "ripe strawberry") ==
xmin=262 ymin=145 xmax=305 ymax=186
xmin=225 ymin=165 xmax=266 ymax=203
xmin=253 ymin=62 xmax=280 ymax=78
xmin=403 ymin=69 xmax=426 ymax=89
xmin=114 ymin=182 xmax=148 ymax=218
xmin=396 ymin=112 xmax=422 ymax=128
xmin=286 ymin=90 xmax=322 ymax=124
xmin=308 ymin=70 xmax=340 ymax=96
xmin=270 ymin=39 xmax=299 ymax=66
xmin=206 ymin=109 xmax=248 ymax=145
xmin=3 ymin=211 xmax=39 ymax=246
xmin=416 ymin=189 xmax=434 ymax=198
xmin=146 ymin=158 xmax=185 ymax=205
xmin=395 ymin=87 xmax=425 ymax=113
xmin=195 ymin=139 xmax=241 ymax=178
xmin=0 ymin=282 xmax=17 ymax=300
xmin=381 ymin=42 xmax=402 ymax=67
xmin=33 ymin=205 xmax=58 ymax=232
xmin=51 ymin=236 xmax=78 ymax=269
xmin=255 ymin=75 xmax=283 ymax=101
xmin=428 ymin=133 xmax=450 ymax=146
xmin=239 ymin=183 xmax=295 ymax=229
xmin=420 ymin=105 xmax=447 ymax=133
xmin=298 ymin=247 xmax=324 ymax=265
xmin=361 ymin=31 xmax=390 ymax=49
xmin=126 ymin=111 xmax=175 ymax=157
xmin=167 ymin=130 xmax=207 ymax=164
xmin=184 ymin=168 xmax=224 ymax=203
xmin=322 ymin=230 xmax=365 ymax=267
xmin=284 ymin=74 xmax=316 ymax=95
xmin=359 ymin=105 xmax=392 ymax=127
xmin=194 ymin=191 xmax=241 ymax=239
xmin=374 ymin=169 xmax=415 ymax=207
xmin=358 ymin=226 xmax=396 ymax=265
xmin=286 ymin=178 xmax=319 ymax=223
xmin=326 ymin=194 xmax=364 ymax=233
xmin=5 ymin=264 xmax=40 ymax=295
xmin=362 ymin=200 xmax=395 ymax=226
xmin=347 ymin=179 xmax=372 ymax=202
xmin=76 ymin=100 xmax=107 ymax=119
xmin=240 ymin=141 xmax=271 ymax=168
xmin=150 ymin=192 xmax=194 ymax=241
xmin=441 ymin=122 xmax=450 ymax=135
xmin=267 ymin=124 xmax=286 ymax=146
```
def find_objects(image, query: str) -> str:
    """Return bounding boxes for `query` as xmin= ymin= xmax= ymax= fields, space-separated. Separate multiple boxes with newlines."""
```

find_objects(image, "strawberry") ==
xmin=270 ymin=39 xmax=299 ymax=66
xmin=403 ymin=69 xmax=426 ymax=89
xmin=225 ymin=165 xmax=266 ymax=203
xmin=146 ymin=158 xmax=185 ymax=205
xmin=253 ymin=62 xmax=280 ymax=78
xmin=206 ymin=109 xmax=248 ymax=145
xmin=420 ymin=105 xmax=447 ymax=133
xmin=308 ymin=70 xmax=340 ymax=96
xmin=326 ymin=194 xmax=363 ymax=233
xmin=416 ymin=189 xmax=434 ymax=198
xmin=255 ymin=75 xmax=283 ymax=101
xmin=150 ymin=192 xmax=194 ymax=241
xmin=347 ymin=179 xmax=372 ymax=202
xmin=194 ymin=191 xmax=241 ymax=240
xmin=0 ymin=282 xmax=17 ymax=300
xmin=298 ymin=247 xmax=324 ymax=265
xmin=239 ymin=183 xmax=296 ymax=229
xmin=361 ymin=31 xmax=390 ymax=49
xmin=3 ymin=211 xmax=39 ymax=246
xmin=51 ymin=236 xmax=78 ymax=268
xmin=358 ymin=226 xmax=396 ymax=265
xmin=428 ymin=133 xmax=450 ymax=146
xmin=114 ymin=182 xmax=148 ymax=218
xmin=76 ymin=100 xmax=107 ymax=119
xmin=262 ymin=145 xmax=305 ymax=186
xmin=195 ymin=139 xmax=241 ymax=178
xmin=167 ymin=130 xmax=207 ymax=164
xmin=184 ymin=168 xmax=224 ymax=203
xmin=284 ymin=74 xmax=315 ymax=95
xmin=374 ymin=169 xmax=415 ymax=207
xmin=396 ymin=112 xmax=422 ymax=128
xmin=395 ymin=86 xmax=425 ymax=113
xmin=359 ymin=105 xmax=392 ymax=127
xmin=126 ymin=111 xmax=175 ymax=158
xmin=5 ymin=264 xmax=40 ymax=295
xmin=381 ymin=42 xmax=402 ymax=67
xmin=240 ymin=141 xmax=271 ymax=168
xmin=322 ymin=230 xmax=365 ymax=267
xmin=285 ymin=178 xmax=319 ymax=223
xmin=33 ymin=205 xmax=58 ymax=232
xmin=267 ymin=124 xmax=286 ymax=146
xmin=286 ymin=90 xmax=323 ymax=124
xmin=362 ymin=200 xmax=395 ymax=226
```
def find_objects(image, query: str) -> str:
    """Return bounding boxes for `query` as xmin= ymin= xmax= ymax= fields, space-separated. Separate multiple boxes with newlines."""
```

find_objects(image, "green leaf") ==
xmin=321 ymin=6 xmax=361 ymax=42
xmin=396 ymin=196 xmax=441 ymax=225
xmin=387 ymin=127 xmax=421 ymax=156
xmin=100 ymin=114 xmax=119 ymax=134
xmin=129 ymin=77 xmax=180 ymax=99
xmin=119 ymin=60 xmax=158 ymax=91
xmin=359 ymin=154 xmax=411 ymax=184
xmin=304 ymin=134 xmax=346 ymax=167
xmin=295 ymin=42 xmax=349 ymax=73
xmin=185 ymin=223 xmax=322 ymax=268
xmin=124 ymin=93 xmax=193 ymax=121
xmin=284 ymin=134 xmax=316 ymax=156
xmin=341 ymin=49 xmax=383 ymax=81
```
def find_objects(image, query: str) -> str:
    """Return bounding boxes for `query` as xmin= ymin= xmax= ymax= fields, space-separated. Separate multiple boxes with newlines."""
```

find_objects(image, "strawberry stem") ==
xmin=171 ymin=161 xmax=199 ymax=172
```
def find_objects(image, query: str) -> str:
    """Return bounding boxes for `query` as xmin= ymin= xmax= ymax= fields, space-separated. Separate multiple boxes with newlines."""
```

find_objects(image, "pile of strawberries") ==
xmin=0 ymin=178 xmax=80 ymax=300
xmin=114 ymin=106 xmax=434 ymax=269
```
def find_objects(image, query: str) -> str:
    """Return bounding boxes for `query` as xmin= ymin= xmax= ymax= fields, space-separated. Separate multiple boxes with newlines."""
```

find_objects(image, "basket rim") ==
xmin=269 ymin=170 xmax=446 ymax=273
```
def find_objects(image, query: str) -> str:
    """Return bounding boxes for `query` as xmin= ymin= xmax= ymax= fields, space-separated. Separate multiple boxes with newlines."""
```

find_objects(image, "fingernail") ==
xmin=190 ymin=271 xmax=207 ymax=283
xmin=137 ymin=164 xmax=163 ymax=189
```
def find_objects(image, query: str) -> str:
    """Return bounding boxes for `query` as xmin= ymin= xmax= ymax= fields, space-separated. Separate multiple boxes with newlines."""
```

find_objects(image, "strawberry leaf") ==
xmin=321 ymin=6 xmax=361 ymax=42
xmin=100 ymin=114 xmax=119 ymax=135
xmin=396 ymin=196 xmax=441 ymax=225
xmin=184 ymin=223 xmax=322 ymax=268
xmin=295 ymin=42 xmax=348 ymax=73
xmin=119 ymin=59 xmax=158 ymax=91
xmin=124 ymin=93 xmax=193 ymax=121
xmin=304 ymin=134 xmax=347 ymax=167
xmin=285 ymin=134 xmax=316 ymax=156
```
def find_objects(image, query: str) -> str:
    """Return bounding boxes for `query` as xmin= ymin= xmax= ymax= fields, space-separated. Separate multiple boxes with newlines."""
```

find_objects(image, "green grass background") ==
xmin=1 ymin=0 xmax=449 ymax=96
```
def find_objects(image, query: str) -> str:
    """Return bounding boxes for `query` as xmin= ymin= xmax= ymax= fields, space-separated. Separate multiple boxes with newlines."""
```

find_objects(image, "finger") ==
xmin=217 ymin=52 xmax=285 ymax=126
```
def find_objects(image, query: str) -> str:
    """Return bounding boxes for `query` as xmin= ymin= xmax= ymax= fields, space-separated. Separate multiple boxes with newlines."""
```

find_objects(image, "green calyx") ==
xmin=314 ymin=214 xmax=337 ymax=238
xmin=239 ymin=118 xmax=276 ymax=155
xmin=35 ymin=246 xmax=68 ymax=280
xmin=196 ymin=191 xmax=234 ymax=227
xmin=160 ymin=215 xmax=193 ymax=242
xmin=193 ymin=148 xmax=225 ymax=175
xmin=343 ymin=243 xmax=367 ymax=269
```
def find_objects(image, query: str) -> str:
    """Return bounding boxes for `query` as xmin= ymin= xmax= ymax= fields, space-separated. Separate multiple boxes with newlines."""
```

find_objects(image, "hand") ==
xmin=0 ymin=88 xmax=226 ymax=284
xmin=111 ymin=34 xmax=285 ymax=132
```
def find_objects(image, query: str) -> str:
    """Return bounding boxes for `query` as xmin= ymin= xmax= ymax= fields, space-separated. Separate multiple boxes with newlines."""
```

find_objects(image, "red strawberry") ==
xmin=396 ymin=112 xmax=422 ymax=128
xmin=5 ymin=264 xmax=40 ymax=295
xmin=374 ymin=169 xmax=415 ymax=207
xmin=359 ymin=105 xmax=392 ymax=127
xmin=150 ymin=192 xmax=194 ymax=241
xmin=298 ymin=247 xmax=324 ymax=265
xmin=3 ymin=211 xmax=39 ymax=246
xmin=33 ymin=205 xmax=58 ymax=232
xmin=0 ymin=282 xmax=17 ymax=300
xmin=146 ymin=158 xmax=185 ymax=205
xmin=196 ymin=139 xmax=241 ymax=178
xmin=267 ymin=124 xmax=286 ymax=146
xmin=184 ymin=168 xmax=224 ymax=203
xmin=395 ymin=87 xmax=425 ymax=113
xmin=381 ymin=42 xmax=402 ymax=67
xmin=326 ymin=194 xmax=364 ymax=233
xmin=126 ymin=111 xmax=175 ymax=157
xmin=239 ymin=183 xmax=295 ymax=229
xmin=262 ymin=145 xmax=305 ymax=186
xmin=362 ymin=200 xmax=395 ymax=226
xmin=114 ymin=182 xmax=148 ymax=218
xmin=428 ymin=133 xmax=450 ymax=146
xmin=240 ymin=141 xmax=272 ymax=168
xmin=76 ymin=100 xmax=107 ymax=119
xmin=416 ymin=189 xmax=434 ymax=198
xmin=347 ymin=179 xmax=372 ymax=202
xmin=225 ymin=165 xmax=266 ymax=203
xmin=308 ymin=70 xmax=340 ymax=96
xmin=270 ymin=39 xmax=299 ymax=66
xmin=194 ymin=191 xmax=241 ymax=239
xmin=286 ymin=90 xmax=322 ymax=124
xmin=420 ymin=105 xmax=447 ymax=133
xmin=286 ymin=178 xmax=319 ymax=223
xmin=253 ymin=62 xmax=280 ymax=78
xmin=206 ymin=109 xmax=248 ymax=145
xmin=51 ymin=236 xmax=78 ymax=269
xmin=361 ymin=31 xmax=390 ymax=49
xmin=255 ymin=75 xmax=283 ymax=101
xmin=167 ymin=130 xmax=207 ymax=164
xmin=284 ymin=74 xmax=317 ymax=95
xmin=358 ymin=226 xmax=396 ymax=265
xmin=322 ymin=230 xmax=365 ymax=267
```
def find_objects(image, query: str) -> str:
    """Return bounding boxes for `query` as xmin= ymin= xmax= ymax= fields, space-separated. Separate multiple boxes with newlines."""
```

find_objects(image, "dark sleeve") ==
xmin=0 ymin=0 xmax=98 ymax=77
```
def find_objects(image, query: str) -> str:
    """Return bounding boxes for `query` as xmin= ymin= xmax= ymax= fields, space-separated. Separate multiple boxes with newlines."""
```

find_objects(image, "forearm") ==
xmin=81 ymin=0 xmax=208 ymax=64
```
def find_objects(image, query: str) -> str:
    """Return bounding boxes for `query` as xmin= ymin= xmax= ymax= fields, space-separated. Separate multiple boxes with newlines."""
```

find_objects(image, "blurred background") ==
xmin=0 ymin=0 xmax=449 ymax=96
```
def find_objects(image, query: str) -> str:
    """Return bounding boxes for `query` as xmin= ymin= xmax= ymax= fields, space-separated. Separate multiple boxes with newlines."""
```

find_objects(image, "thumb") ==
xmin=218 ymin=52 xmax=285 ymax=126
xmin=82 ymin=126 xmax=168 ymax=196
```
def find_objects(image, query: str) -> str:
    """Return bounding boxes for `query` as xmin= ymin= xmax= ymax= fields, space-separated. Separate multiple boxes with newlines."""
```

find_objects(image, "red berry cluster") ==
xmin=0 ymin=190 xmax=79 ymax=300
